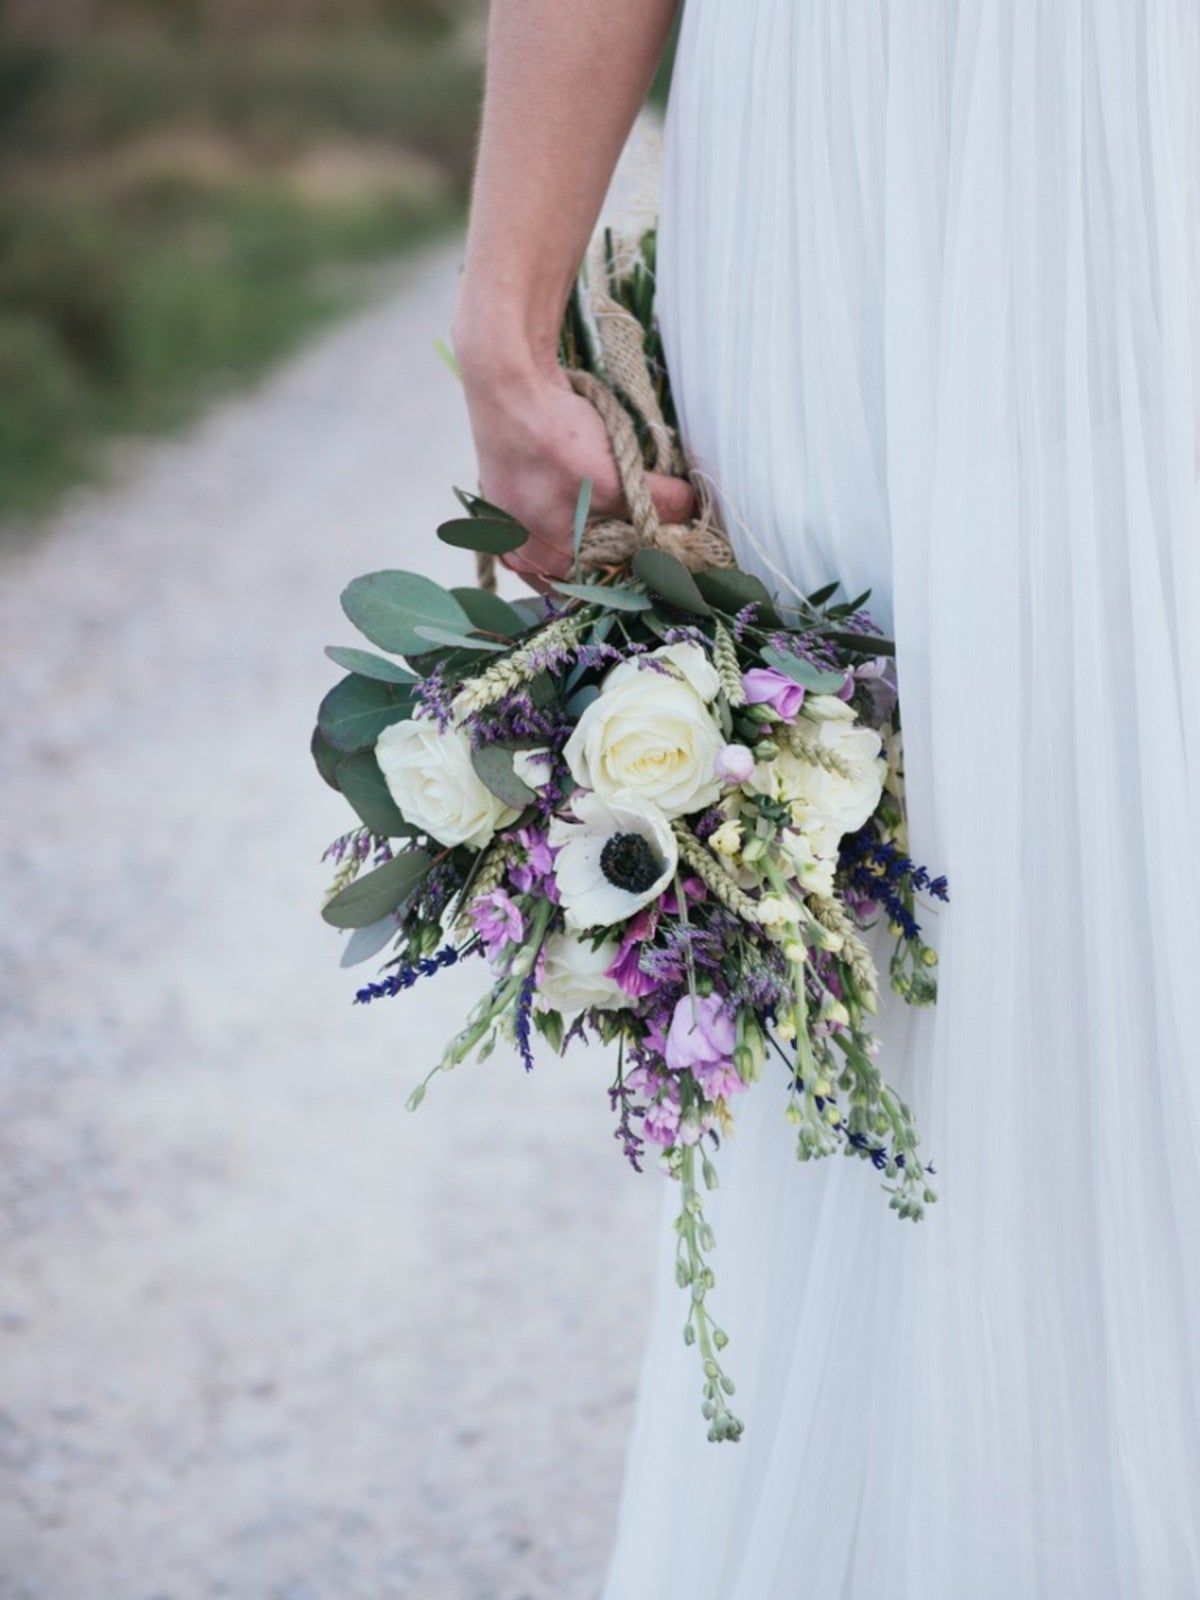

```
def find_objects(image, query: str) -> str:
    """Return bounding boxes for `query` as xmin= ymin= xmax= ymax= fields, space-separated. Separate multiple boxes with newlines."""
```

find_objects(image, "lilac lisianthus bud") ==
xmin=742 ymin=666 xmax=806 ymax=720
xmin=714 ymin=742 xmax=756 ymax=785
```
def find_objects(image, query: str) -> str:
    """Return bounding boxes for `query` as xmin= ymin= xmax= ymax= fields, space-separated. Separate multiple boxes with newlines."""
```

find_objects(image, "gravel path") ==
xmin=0 ymin=242 xmax=661 ymax=1600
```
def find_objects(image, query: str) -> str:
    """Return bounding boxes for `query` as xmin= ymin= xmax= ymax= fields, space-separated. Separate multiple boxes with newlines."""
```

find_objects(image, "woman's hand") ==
xmin=456 ymin=345 xmax=696 ymax=586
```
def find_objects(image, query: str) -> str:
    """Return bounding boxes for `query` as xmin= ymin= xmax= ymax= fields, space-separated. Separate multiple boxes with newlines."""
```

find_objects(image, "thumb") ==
xmin=646 ymin=472 xmax=698 ymax=526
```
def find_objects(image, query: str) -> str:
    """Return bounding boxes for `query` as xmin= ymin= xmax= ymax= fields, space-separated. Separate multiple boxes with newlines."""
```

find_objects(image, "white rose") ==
xmin=539 ymin=932 xmax=627 ymax=1014
xmin=564 ymin=651 xmax=724 ymax=819
xmin=803 ymin=693 xmax=856 ymax=723
xmin=603 ymin=641 xmax=721 ymax=702
xmin=375 ymin=720 xmax=515 ymax=850
xmin=752 ymin=716 xmax=885 ymax=856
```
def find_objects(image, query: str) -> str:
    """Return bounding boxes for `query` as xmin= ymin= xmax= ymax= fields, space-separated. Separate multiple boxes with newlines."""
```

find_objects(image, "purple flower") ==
xmin=692 ymin=1058 xmax=747 ymax=1101
xmin=742 ymin=666 xmax=805 ymax=720
xmin=714 ymin=742 xmax=756 ymax=785
xmin=642 ymin=1088 xmax=682 ymax=1147
xmin=664 ymin=993 xmax=736 ymax=1074
xmin=606 ymin=937 xmax=658 ymax=998
xmin=469 ymin=889 xmax=524 ymax=957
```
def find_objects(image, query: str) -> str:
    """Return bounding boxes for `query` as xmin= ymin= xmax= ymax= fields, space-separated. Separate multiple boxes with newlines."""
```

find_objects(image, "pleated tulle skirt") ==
xmin=603 ymin=4 xmax=1200 ymax=1597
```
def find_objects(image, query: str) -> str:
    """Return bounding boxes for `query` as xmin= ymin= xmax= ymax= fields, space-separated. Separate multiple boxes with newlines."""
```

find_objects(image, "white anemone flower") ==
xmin=548 ymin=791 xmax=678 ymax=931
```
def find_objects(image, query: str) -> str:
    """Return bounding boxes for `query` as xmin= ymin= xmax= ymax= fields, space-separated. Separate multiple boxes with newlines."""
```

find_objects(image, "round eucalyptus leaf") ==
xmin=324 ymin=646 xmax=416 ymax=685
xmin=552 ymin=580 xmax=652 ymax=612
xmin=631 ymin=549 xmax=713 ymax=616
xmin=760 ymin=646 xmax=846 ymax=694
xmin=437 ymin=517 xmax=529 ymax=555
xmin=340 ymin=915 xmax=400 ymax=968
xmin=470 ymin=744 xmax=536 ymax=810
xmin=322 ymin=848 xmax=434 ymax=930
xmin=693 ymin=567 xmax=780 ymax=625
xmin=450 ymin=587 xmax=527 ymax=637
xmin=318 ymin=674 xmax=413 ymax=754
xmin=341 ymin=570 xmax=471 ymax=657
xmin=412 ymin=624 xmax=506 ymax=653
xmin=334 ymin=750 xmax=410 ymax=837
xmin=311 ymin=726 xmax=342 ymax=790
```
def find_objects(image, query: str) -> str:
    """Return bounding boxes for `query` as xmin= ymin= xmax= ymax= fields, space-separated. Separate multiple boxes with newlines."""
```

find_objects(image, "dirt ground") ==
xmin=0 ymin=241 xmax=662 ymax=1600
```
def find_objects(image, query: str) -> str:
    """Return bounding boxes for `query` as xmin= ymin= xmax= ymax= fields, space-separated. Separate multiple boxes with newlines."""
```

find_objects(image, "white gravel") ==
xmin=0 ymin=243 xmax=661 ymax=1600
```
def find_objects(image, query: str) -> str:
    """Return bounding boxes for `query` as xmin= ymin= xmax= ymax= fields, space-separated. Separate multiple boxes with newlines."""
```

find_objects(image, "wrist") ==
xmin=452 ymin=285 xmax=568 ymax=395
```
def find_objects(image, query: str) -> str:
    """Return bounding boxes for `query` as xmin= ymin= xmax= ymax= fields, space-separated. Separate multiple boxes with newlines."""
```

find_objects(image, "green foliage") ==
xmin=324 ymin=645 xmax=417 ymax=683
xmin=632 ymin=549 xmax=713 ymax=616
xmin=0 ymin=14 xmax=482 ymax=519
xmin=340 ymin=569 xmax=472 ymax=657
xmin=436 ymin=516 xmax=528 ymax=555
xmin=470 ymin=744 xmax=535 ymax=811
xmin=449 ymin=586 xmax=526 ymax=637
xmin=334 ymin=749 xmax=410 ymax=836
xmin=759 ymin=646 xmax=845 ymax=694
xmin=317 ymin=672 xmax=413 ymax=751
xmin=322 ymin=845 xmax=433 ymax=928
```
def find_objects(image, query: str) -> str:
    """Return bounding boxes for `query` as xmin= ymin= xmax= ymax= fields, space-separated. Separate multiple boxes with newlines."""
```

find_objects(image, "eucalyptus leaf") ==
xmin=324 ymin=646 xmax=417 ymax=685
xmin=340 ymin=915 xmax=400 ymax=968
xmin=335 ymin=750 xmax=410 ymax=837
xmin=760 ymin=646 xmax=846 ymax=694
xmin=322 ymin=848 xmax=434 ymax=930
xmin=318 ymin=674 xmax=413 ymax=753
xmin=632 ymin=549 xmax=712 ymax=615
xmin=437 ymin=517 xmax=529 ymax=556
xmin=572 ymin=477 xmax=593 ymax=579
xmin=453 ymin=486 xmax=522 ymax=523
xmin=311 ymin=726 xmax=342 ymax=790
xmin=412 ymin=624 xmax=507 ymax=653
xmin=565 ymin=684 xmax=601 ymax=718
xmin=470 ymin=744 xmax=537 ymax=810
xmin=341 ymin=570 xmax=472 ymax=657
xmin=551 ymin=580 xmax=652 ymax=612
xmin=692 ymin=567 xmax=780 ymax=624
xmin=433 ymin=338 xmax=460 ymax=381
xmin=806 ymin=581 xmax=841 ymax=608
xmin=450 ymin=587 xmax=526 ymax=636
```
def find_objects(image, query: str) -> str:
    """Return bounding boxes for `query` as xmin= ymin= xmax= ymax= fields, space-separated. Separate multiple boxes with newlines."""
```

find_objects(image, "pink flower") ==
xmin=692 ymin=1058 xmax=748 ymax=1101
xmin=664 ymin=993 xmax=737 ymax=1074
xmin=508 ymin=826 xmax=560 ymax=901
xmin=742 ymin=666 xmax=805 ymax=720
xmin=714 ymin=743 xmax=756 ymax=784
xmin=643 ymin=1093 xmax=682 ymax=1147
xmin=469 ymin=889 xmax=524 ymax=957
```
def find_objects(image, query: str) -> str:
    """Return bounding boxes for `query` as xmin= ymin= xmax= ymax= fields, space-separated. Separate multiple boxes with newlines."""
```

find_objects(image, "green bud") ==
xmin=683 ymin=1323 xmax=696 ymax=1346
xmin=405 ymin=1083 xmax=427 ymax=1112
xmin=713 ymin=1328 xmax=729 ymax=1350
xmin=753 ymin=739 xmax=780 ymax=761
xmin=740 ymin=836 xmax=767 ymax=863
xmin=744 ymin=703 xmax=776 ymax=725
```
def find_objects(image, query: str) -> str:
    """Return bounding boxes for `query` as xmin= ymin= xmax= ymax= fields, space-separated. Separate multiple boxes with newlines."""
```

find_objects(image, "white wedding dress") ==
xmin=603 ymin=5 xmax=1200 ymax=1597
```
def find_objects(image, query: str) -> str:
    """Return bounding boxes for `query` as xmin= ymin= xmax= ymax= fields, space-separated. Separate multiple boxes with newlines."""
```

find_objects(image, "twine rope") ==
xmin=475 ymin=291 xmax=734 ymax=591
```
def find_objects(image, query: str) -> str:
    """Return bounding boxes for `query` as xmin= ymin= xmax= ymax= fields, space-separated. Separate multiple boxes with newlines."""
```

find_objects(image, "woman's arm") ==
xmin=452 ymin=0 xmax=693 ymax=582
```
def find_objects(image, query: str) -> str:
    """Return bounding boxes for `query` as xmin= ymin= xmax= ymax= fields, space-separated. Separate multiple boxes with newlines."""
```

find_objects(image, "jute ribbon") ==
xmin=474 ymin=290 xmax=735 ymax=592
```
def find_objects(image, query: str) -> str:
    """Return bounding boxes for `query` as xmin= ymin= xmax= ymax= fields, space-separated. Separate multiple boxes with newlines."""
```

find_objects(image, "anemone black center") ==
xmin=600 ymin=832 xmax=662 ymax=894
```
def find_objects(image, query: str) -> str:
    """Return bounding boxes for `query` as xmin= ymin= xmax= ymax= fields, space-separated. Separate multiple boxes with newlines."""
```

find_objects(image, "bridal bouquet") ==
xmin=313 ymin=230 xmax=945 ymax=1441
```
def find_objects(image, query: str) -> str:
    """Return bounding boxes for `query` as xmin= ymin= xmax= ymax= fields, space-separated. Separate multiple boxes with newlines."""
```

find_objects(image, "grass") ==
xmin=0 ymin=14 xmax=483 ymax=519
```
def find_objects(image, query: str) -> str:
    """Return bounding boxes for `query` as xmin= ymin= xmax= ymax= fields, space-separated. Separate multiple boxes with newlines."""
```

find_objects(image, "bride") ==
xmin=451 ymin=3 xmax=1200 ymax=1595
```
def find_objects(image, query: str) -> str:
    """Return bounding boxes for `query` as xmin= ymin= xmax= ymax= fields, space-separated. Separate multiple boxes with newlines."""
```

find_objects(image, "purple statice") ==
xmin=608 ymin=1076 xmax=646 ymax=1172
xmin=730 ymin=602 xmax=760 ymax=641
xmin=661 ymin=624 xmax=709 ymax=649
xmin=355 ymin=943 xmax=460 ymax=1004
xmin=571 ymin=639 xmax=626 ymax=672
xmin=412 ymin=663 xmax=456 ymax=730
xmin=514 ymin=975 xmax=536 ymax=1072
xmin=408 ymin=855 xmax=464 ymax=926
xmin=468 ymin=691 xmax=571 ymax=751
xmin=692 ymin=806 xmax=725 ymax=843
xmin=767 ymin=628 xmax=841 ymax=672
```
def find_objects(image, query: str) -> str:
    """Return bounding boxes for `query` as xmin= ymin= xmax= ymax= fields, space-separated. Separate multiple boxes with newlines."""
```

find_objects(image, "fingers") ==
xmin=646 ymin=472 xmax=697 ymax=526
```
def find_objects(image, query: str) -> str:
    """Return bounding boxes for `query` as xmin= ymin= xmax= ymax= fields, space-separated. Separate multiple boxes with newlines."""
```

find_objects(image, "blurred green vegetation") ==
xmin=0 ymin=2 xmax=484 ymax=517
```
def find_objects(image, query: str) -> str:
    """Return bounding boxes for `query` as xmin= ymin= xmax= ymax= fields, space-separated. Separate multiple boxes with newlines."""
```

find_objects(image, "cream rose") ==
xmin=752 ymin=711 xmax=885 ymax=856
xmin=375 ymin=719 xmax=515 ymax=849
xmin=564 ymin=647 xmax=724 ymax=819
xmin=538 ymin=932 xmax=628 ymax=1014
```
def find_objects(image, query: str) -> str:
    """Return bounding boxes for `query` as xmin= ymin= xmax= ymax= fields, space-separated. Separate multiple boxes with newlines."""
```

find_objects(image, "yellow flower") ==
xmin=710 ymin=819 xmax=743 ymax=857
